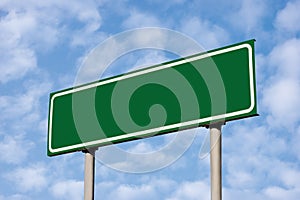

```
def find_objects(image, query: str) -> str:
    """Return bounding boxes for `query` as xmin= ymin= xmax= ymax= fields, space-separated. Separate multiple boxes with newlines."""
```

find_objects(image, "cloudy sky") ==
xmin=1 ymin=0 xmax=300 ymax=199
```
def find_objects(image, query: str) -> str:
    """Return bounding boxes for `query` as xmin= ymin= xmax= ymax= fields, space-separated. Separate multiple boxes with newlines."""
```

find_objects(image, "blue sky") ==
xmin=1 ymin=0 xmax=300 ymax=199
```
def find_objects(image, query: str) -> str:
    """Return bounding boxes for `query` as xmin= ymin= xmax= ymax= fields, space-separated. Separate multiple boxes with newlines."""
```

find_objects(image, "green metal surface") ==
xmin=48 ymin=40 xmax=257 ymax=156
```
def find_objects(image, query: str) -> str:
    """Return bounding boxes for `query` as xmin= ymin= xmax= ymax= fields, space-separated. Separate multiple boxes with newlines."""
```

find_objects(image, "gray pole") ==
xmin=84 ymin=148 xmax=97 ymax=200
xmin=210 ymin=123 xmax=222 ymax=200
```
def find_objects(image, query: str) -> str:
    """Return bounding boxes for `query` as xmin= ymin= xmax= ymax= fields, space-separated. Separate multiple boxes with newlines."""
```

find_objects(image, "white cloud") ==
xmin=221 ymin=122 xmax=300 ymax=199
xmin=263 ymin=38 xmax=300 ymax=128
xmin=6 ymin=164 xmax=47 ymax=192
xmin=123 ymin=10 xmax=162 ymax=29
xmin=166 ymin=181 xmax=209 ymax=200
xmin=223 ymin=125 xmax=270 ymax=155
xmin=0 ymin=0 xmax=103 ymax=83
xmin=95 ymin=175 xmax=300 ymax=200
xmin=255 ymin=53 xmax=268 ymax=87
xmin=269 ymin=38 xmax=300 ymax=79
xmin=291 ymin=126 xmax=300 ymax=161
xmin=101 ymin=49 xmax=169 ymax=78
xmin=224 ymin=185 xmax=300 ymax=200
xmin=0 ymin=46 xmax=35 ymax=83
xmin=0 ymin=194 xmax=31 ymax=200
xmin=227 ymin=170 xmax=254 ymax=188
xmin=0 ymin=91 xmax=37 ymax=121
xmin=0 ymin=12 xmax=37 ymax=83
xmin=229 ymin=0 xmax=266 ymax=33
xmin=279 ymin=168 xmax=300 ymax=188
xmin=0 ymin=135 xmax=33 ymax=164
xmin=0 ymin=7 xmax=59 ymax=49
xmin=126 ymin=141 xmax=156 ymax=153
xmin=223 ymin=187 xmax=265 ymax=200
xmin=222 ymin=123 xmax=294 ymax=189
xmin=180 ymin=17 xmax=229 ymax=49
xmin=50 ymin=180 xmax=83 ymax=200
xmin=95 ymin=178 xmax=177 ymax=200
xmin=264 ymin=186 xmax=300 ymax=200
xmin=0 ymin=80 xmax=51 ymax=163
xmin=0 ymin=80 xmax=51 ymax=125
xmin=275 ymin=0 xmax=300 ymax=33
xmin=130 ymin=51 xmax=169 ymax=71
xmin=96 ymin=129 xmax=195 ymax=173
xmin=150 ymin=178 xmax=177 ymax=194
xmin=263 ymin=79 xmax=300 ymax=128
xmin=108 ymin=184 xmax=157 ymax=200
xmin=63 ymin=1 xmax=104 ymax=47
xmin=0 ymin=4 xmax=57 ymax=83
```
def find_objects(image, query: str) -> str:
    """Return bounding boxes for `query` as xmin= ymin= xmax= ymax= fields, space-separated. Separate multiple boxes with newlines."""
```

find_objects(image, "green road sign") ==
xmin=48 ymin=40 xmax=257 ymax=156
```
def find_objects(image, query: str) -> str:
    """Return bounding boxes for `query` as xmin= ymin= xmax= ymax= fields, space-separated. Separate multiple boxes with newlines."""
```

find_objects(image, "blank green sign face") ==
xmin=48 ymin=40 xmax=257 ymax=156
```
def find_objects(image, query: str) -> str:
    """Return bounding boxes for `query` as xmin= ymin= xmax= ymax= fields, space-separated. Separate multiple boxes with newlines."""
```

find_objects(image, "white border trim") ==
xmin=48 ymin=43 xmax=255 ymax=154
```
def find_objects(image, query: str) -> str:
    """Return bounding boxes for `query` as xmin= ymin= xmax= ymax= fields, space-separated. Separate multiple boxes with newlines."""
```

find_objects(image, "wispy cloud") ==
xmin=0 ymin=135 xmax=33 ymax=164
xmin=166 ymin=181 xmax=210 ymax=200
xmin=275 ymin=0 xmax=300 ymax=33
xmin=123 ymin=9 xmax=162 ymax=29
xmin=262 ymin=38 xmax=300 ymax=129
xmin=228 ymin=0 xmax=267 ymax=33
xmin=50 ymin=180 xmax=83 ymax=200
xmin=179 ymin=17 xmax=229 ymax=49
xmin=5 ymin=164 xmax=48 ymax=192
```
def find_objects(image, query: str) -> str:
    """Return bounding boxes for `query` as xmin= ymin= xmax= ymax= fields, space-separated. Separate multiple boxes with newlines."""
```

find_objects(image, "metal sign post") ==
xmin=210 ymin=123 xmax=222 ymax=200
xmin=83 ymin=148 xmax=97 ymax=200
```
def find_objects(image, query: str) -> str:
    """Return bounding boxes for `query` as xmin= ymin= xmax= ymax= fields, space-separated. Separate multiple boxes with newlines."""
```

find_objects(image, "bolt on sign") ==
xmin=48 ymin=40 xmax=257 ymax=156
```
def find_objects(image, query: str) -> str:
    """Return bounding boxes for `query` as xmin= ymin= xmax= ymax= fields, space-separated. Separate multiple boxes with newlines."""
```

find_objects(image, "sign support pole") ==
xmin=83 ymin=148 xmax=97 ymax=200
xmin=210 ymin=123 xmax=222 ymax=200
